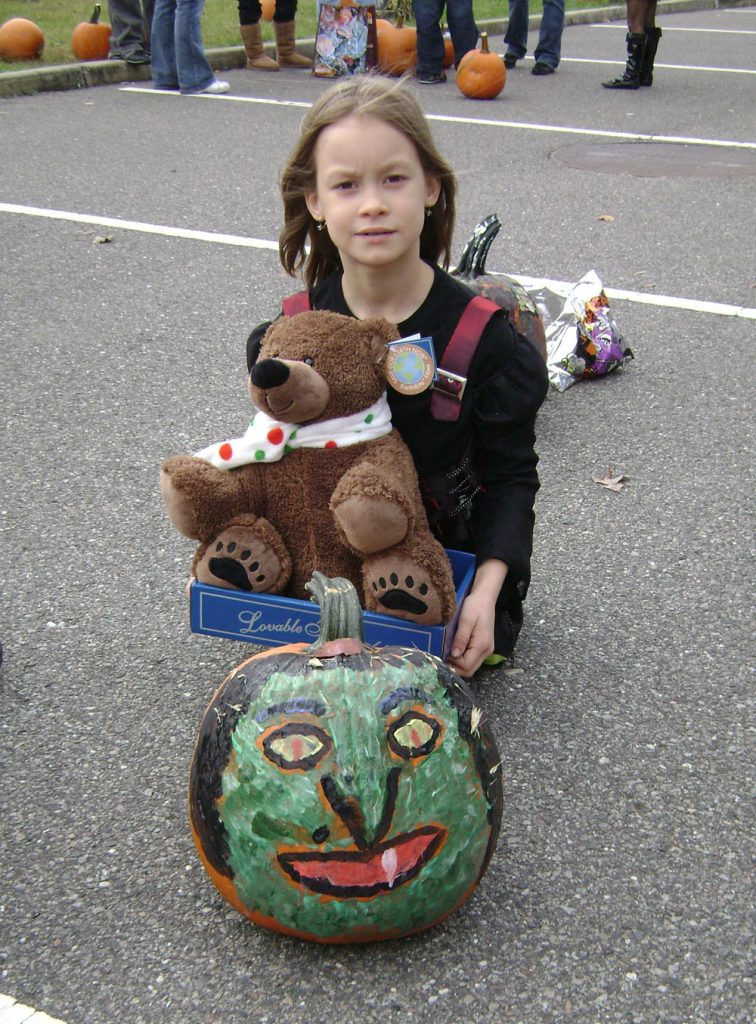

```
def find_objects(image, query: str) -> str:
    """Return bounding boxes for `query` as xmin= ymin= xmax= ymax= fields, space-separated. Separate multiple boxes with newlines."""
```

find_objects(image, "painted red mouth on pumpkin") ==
xmin=278 ymin=825 xmax=446 ymax=898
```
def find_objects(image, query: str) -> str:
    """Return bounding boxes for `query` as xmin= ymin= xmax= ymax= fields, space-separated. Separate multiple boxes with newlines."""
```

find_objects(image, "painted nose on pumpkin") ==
xmin=320 ymin=767 xmax=401 ymax=851
xmin=251 ymin=358 xmax=289 ymax=389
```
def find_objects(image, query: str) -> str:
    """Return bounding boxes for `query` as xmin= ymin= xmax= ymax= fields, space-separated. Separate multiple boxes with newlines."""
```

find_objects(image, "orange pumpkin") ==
xmin=456 ymin=32 xmax=506 ymax=100
xmin=71 ymin=4 xmax=111 ymax=61
xmin=441 ymin=26 xmax=454 ymax=69
xmin=376 ymin=16 xmax=417 ymax=76
xmin=260 ymin=0 xmax=275 ymax=21
xmin=0 ymin=17 xmax=45 ymax=61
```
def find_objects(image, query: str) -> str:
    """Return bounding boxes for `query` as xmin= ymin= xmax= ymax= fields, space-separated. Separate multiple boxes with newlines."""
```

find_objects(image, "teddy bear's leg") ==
xmin=193 ymin=515 xmax=292 ymax=594
xmin=362 ymin=536 xmax=457 ymax=626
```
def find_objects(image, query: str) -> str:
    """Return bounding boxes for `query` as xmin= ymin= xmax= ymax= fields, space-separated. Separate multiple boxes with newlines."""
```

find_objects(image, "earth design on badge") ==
xmin=386 ymin=343 xmax=435 ymax=396
xmin=189 ymin=646 xmax=502 ymax=943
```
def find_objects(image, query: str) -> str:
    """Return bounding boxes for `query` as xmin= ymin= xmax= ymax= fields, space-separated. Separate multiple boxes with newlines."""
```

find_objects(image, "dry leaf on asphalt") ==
xmin=598 ymin=214 xmax=615 ymax=222
xmin=592 ymin=468 xmax=629 ymax=492
xmin=93 ymin=235 xmax=113 ymax=244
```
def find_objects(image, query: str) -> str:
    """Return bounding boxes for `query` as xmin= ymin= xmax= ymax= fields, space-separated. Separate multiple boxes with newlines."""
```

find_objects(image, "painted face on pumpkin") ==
xmin=194 ymin=652 xmax=500 ymax=942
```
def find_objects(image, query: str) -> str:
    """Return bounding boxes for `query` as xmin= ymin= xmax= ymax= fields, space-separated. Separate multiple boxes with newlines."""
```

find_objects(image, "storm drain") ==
xmin=551 ymin=142 xmax=756 ymax=178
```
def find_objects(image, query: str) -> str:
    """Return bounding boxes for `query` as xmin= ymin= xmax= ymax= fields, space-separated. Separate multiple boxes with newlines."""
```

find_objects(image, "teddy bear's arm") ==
xmin=329 ymin=436 xmax=420 ymax=556
xmin=160 ymin=455 xmax=264 ymax=542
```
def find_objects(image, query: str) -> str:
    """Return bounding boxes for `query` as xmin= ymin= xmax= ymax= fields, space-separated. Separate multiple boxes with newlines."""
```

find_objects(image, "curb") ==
xmin=0 ymin=0 xmax=750 ymax=99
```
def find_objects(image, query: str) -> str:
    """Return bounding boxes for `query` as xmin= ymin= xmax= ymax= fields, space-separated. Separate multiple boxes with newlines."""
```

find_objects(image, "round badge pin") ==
xmin=386 ymin=343 xmax=435 ymax=395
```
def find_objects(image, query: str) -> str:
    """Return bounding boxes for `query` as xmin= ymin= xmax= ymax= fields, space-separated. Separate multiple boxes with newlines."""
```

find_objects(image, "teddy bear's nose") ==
xmin=251 ymin=358 xmax=290 ymax=390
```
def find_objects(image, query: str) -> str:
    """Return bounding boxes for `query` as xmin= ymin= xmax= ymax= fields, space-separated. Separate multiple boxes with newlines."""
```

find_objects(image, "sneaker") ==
xmin=198 ymin=79 xmax=230 ymax=94
xmin=532 ymin=61 xmax=555 ymax=75
xmin=503 ymin=52 xmax=518 ymax=69
xmin=416 ymin=71 xmax=447 ymax=85
xmin=124 ymin=47 xmax=151 ymax=65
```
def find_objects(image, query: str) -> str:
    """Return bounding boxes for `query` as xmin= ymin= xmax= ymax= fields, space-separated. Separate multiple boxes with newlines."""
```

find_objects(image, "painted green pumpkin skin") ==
xmin=190 ymin=646 xmax=502 ymax=943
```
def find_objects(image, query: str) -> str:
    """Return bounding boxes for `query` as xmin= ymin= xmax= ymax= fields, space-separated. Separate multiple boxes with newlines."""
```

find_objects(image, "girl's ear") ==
xmin=305 ymin=190 xmax=323 ymax=223
xmin=425 ymin=175 xmax=442 ymax=208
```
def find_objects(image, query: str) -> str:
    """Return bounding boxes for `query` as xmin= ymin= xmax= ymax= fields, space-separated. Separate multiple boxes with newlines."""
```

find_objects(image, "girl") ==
xmin=247 ymin=75 xmax=548 ymax=678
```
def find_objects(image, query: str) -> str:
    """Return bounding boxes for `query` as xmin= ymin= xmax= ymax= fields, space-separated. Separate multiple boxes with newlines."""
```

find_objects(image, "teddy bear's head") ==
xmin=247 ymin=311 xmax=399 ymax=424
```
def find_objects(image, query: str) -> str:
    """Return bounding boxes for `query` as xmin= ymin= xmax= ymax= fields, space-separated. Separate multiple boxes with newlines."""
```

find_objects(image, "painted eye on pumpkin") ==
xmin=262 ymin=723 xmax=332 ymax=771
xmin=387 ymin=710 xmax=442 ymax=760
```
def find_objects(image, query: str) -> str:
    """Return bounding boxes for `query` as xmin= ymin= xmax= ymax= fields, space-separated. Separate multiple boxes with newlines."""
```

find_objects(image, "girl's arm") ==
xmin=449 ymin=558 xmax=509 ymax=678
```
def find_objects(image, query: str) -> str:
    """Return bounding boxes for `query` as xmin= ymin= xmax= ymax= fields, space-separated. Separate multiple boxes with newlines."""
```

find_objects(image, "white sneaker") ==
xmin=199 ymin=79 xmax=230 ymax=94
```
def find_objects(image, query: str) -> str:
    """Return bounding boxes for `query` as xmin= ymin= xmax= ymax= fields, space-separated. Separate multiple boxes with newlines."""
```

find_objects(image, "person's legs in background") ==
xmin=532 ymin=0 xmax=564 ymax=73
xmin=502 ymin=0 xmax=529 ymax=67
xmin=445 ymin=0 xmax=478 ymax=67
xmin=150 ymin=0 xmax=180 ymax=86
xmin=603 ymin=0 xmax=660 ymax=88
xmin=107 ymin=0 xmax=152 ymax=61
xmin=413 ymin=0 xmax=447 ymax=83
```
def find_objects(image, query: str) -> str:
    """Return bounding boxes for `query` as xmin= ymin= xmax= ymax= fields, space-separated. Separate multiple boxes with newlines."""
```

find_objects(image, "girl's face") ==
xmin=305 ymin=114 xmax=441 ymax=278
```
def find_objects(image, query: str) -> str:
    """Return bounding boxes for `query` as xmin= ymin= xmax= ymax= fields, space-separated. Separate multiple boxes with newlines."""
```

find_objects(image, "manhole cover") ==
xmin=551 ymin=142 xmax=756 ymax=178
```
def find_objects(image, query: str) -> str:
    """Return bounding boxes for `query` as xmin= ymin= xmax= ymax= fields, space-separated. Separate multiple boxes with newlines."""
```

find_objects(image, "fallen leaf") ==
xmin=592 ymin=467 xmax=629 ymax=493
xmin=598 ymin=214 xmax=615 ymax=222
xmin=93 ymin=235 xmax=112 ymax=244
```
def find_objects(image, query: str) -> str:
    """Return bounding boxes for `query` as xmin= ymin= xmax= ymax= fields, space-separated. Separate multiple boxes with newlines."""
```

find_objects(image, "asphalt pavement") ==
xmin=0 ymin=5 xmax=754 ymax=1023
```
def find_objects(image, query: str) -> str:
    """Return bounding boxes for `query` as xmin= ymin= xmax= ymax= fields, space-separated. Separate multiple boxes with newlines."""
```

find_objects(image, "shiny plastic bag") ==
xmin=541 ymin=271 xmax=633 ymax=392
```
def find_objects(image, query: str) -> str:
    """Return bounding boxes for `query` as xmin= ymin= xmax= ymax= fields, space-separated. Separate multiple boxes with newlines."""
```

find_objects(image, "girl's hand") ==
xmin=448 ymin=559 xmax=509 ymax=679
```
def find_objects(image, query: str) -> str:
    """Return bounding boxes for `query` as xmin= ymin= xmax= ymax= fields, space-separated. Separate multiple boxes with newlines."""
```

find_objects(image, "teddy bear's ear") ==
xmin=246 ymin=321 xmax=272 ymax=372
xmin=362 ymin=317 xmax=400 ymax=368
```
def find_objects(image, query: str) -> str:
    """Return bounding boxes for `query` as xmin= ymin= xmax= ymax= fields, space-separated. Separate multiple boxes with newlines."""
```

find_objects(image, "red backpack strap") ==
xmin=282 ymin=291 xmax=312 ymax=316
xmin=431 ymin=295 xmax=500 ymax=422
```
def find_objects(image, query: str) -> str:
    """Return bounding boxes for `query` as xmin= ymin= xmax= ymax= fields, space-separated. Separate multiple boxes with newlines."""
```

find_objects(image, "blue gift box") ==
xmin=189 ymin=549 xmax=475 ymax=660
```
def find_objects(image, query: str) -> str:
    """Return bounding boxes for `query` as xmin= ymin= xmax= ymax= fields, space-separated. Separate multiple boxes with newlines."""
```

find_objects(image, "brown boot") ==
xmin=274 ymin=20 xmax=312 ymax=68
xmin=240 ymin=23 xmax=279 ymax=71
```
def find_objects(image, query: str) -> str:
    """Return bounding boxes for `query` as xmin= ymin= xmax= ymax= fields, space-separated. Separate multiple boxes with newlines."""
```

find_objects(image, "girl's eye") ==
xmin=262 ymin=724 xmax=332 ymax=771
xmin=387 ymin=711 xmax=441 ymax=760
xmin=386 ymin=174 xmax=407 ymax=184
xmin=336 ymin=180 xmax=356 ymax=191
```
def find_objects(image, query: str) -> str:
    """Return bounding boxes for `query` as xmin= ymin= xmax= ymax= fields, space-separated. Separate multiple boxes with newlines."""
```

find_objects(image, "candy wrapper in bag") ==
xmin=544 ymin=271 xmax=633 ymax=392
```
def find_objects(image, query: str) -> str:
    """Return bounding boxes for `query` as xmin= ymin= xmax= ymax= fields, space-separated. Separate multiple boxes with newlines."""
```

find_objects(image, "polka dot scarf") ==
xmin=196 ymin=394 xmax=393 ymax=470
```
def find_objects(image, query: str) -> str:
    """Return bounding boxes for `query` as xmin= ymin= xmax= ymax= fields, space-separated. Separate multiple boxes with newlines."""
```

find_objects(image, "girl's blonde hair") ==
xmin=279 ymin=74 xmax=457 ymax=289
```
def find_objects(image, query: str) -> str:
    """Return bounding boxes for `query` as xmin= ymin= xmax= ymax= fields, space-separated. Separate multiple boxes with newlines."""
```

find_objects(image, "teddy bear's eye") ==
xmin=302 ymin=357 xmax=315 ymax=367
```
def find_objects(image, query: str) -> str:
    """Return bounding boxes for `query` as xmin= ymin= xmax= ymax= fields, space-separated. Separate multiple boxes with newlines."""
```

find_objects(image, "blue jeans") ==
xmin=413 ymin=0 xmax=478 ymax=75
xmin=504 ymin=0 xmax=565 ymax=68
xmin=151 ymin=0 xmax=215 ymax=93
xmin=107 ymin=0 xmax=154 ymax=56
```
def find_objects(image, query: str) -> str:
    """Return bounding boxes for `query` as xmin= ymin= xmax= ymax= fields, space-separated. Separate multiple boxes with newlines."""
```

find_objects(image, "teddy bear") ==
xmin=160 ymin=310 xmax=458 ymax=626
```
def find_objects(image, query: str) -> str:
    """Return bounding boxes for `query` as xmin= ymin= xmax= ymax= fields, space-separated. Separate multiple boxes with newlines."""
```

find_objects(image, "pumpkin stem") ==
xmin=480 ymin=32 xmax=491 ymax=54
xmin=90 ymin=3 xmax=102 ymax=23
xmin=452 ymin=213 xmax=501 ymax=279
xmin=305 ymin=571 xmax=364 ymax=649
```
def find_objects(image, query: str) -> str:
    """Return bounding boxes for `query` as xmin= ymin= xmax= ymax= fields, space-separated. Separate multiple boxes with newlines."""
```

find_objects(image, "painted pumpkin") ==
xmin=0 ymin=18 xmax=45 ymax=61
xmin=71 ymin=4 xmax=111 ymax=61
xmin=453 ymin=213 xmax=547 ymax=361
xmin=260 ymin=0 xmax=275 ymax=21
xmin=189 ymin=574 xmax=503 ymax=943
xmin=376 ymin=17 xmax=417 ymax=76
xmin=456 ymin=33 xmax=506 ymax=100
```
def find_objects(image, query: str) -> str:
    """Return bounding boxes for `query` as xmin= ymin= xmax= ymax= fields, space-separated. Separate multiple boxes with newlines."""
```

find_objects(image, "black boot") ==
xmin=602 ymin=32 xmax=646 ymax=89
xmin=639 ymin=26 xmax=662 ymax=86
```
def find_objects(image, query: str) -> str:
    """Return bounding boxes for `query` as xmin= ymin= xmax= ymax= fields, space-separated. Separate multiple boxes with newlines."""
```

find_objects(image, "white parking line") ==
xmin=119 ymin=87 xmax=756 ymax=149
xmin=0 ymin=993 xmax=67 ymax=1024
xmin=589 ymin=23 xmax=756 ymax=33
xmin=2 ymin=201 xmax=755 ymax=320
xmin=559 ymin=56 xmax=756 ymax=74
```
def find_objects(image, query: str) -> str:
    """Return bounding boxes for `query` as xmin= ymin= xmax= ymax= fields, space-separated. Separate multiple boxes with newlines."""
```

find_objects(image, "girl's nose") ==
xmin=358 ymin=187 xmax=387 ymax=217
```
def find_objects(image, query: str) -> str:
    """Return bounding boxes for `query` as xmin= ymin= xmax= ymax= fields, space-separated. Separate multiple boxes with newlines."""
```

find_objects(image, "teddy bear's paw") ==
xmin=195 ymin=527 xmax=287 ymax=593
xmin=364 ymin=557 xmax=445 ymax=625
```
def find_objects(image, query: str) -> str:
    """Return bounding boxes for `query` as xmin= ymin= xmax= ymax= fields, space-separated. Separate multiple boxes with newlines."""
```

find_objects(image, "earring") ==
xmin=425 ymin=206 xmax=433 ymax=219
xmin=316 ymin=220 xmax=325 ymax=232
